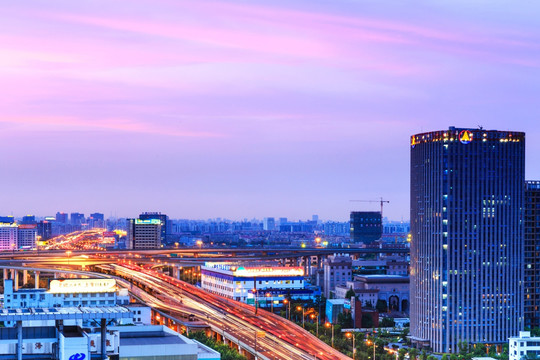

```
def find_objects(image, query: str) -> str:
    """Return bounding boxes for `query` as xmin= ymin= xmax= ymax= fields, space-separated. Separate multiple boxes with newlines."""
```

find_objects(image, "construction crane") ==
xmin=350 ymin=197 xmax=390 ymax=218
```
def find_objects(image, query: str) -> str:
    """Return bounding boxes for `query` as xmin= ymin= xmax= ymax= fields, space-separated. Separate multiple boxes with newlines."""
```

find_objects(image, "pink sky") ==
xmin=2 ymin=0 xmax=540 ymax=221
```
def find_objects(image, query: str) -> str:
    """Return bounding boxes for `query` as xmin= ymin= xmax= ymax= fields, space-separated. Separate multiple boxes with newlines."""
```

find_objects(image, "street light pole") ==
xmin=325 ymin=323 xmax=334 ymax=348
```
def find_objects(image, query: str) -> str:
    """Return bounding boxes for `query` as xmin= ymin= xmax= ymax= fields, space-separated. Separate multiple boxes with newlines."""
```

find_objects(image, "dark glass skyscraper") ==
xmin=410 ymin=127 xmax=524 ymax=353
xmin=350 ymin=211 xmax=382 ymax=243
xmin=525 ymin=181 xmax=540 ymax=328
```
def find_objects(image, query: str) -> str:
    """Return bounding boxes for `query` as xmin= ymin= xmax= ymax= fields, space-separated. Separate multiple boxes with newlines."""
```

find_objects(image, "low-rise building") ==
xmin=323 ymin=254 xmax=352 ymax=298
xmin=510 ymin=331 xmax=540 ymax=360
xmin=201 ymin=262 xmax=319 ymax=308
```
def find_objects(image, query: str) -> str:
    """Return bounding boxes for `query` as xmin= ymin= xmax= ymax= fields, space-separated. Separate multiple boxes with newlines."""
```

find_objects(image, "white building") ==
xmin=201 ymin=262 xmax=319 ymax=308
xmin=3 ymin=278 xmax=145 ymax=326
xmin=323 ymin=254 xmax=352 ymax=298
xmin=0 ymin=223 xmax=17 ymax=251
xmin=510 ymin=331 xmax=540 ymax=360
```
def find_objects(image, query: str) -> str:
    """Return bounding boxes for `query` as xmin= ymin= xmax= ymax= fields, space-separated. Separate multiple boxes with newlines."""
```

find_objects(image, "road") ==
xmin=109 ymin=263 xmax=351 ymax=360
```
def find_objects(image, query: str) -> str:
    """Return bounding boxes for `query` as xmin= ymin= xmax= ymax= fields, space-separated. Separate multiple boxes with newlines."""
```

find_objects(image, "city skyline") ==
xmin=2 ymin=1 xmax=540 ymax=220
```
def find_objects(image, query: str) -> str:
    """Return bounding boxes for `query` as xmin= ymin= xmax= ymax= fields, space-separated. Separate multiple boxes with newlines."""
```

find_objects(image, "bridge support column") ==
xmin=17 ymin=321 xmax=22 ymax=360
xmin=3 ymin=268 xmax=7 ymax=281
xmin=35 ymin=271 xmax=40 ymax=289
xmin=101 ymin=318 xmax=107 ymax=360
xmin=307 ymin=256 xmax=312 ymax=276
xmin=13 ymin=270 xmax=19 ymax=291
xmin=22 ymin=270 xmax=28 ymax=286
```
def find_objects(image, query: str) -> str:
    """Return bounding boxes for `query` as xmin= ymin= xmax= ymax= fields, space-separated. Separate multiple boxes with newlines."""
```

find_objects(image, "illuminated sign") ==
xmin=134 ymin=219 xmax=161 ymax=225
xmin=18 ymin=224 xmax=37 ymax=229
xmin=103 ymin=231 xmax=116 ymax=237
xmin=233 ymin=266 xmax=304 ymax=277
xmin=459 ymin=130 xmax=473 ymax=144
xmin=410 ymin=136 xmax=418 ymax=148
xmin=49 ymin=279 xmax=116 ymax=294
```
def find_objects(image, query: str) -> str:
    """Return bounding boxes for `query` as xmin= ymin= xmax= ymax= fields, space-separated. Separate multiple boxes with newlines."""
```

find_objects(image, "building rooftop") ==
xmin=0 ymin=306 xmax=133 ymax=322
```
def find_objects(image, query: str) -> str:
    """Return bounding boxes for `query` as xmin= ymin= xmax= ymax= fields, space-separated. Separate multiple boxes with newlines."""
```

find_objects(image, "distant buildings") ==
xmin=525 ymin=181 xmax=540 ymax=328
xmin=127 ymin=218 xmax=162 ymax=249
xmin=350 ymin=211 xmax=382 ymax=243
xmin=263 ymin=217 xmax=276 ymax=231
xmin=55 ymin=212 xmax=68 ymax=224
xmin=0 ymin=223 xmax=17 ymax=250
xmin=89 ymin=212 xmax=105 ymax=228
xmin=37 ymin=220 xmax=52 ymax=240
xmin=410 ymin=127 xmax=524 ymax=352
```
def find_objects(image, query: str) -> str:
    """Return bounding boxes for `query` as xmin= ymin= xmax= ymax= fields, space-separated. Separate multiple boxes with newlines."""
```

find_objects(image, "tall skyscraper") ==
xmin=55 ymin=212 xmax=68 ymax=224
xmin=525 ymin=181 xmax=540 ymax=328
xmin=410 ymin=127 xmax=524 ymax=353
xmin=350 ymin=211 xmax=382 ymax=243
xmin=263 ymin=217 xmax=276 ymax=231
xmin=70 ymin=212 xmax=85 ymax=226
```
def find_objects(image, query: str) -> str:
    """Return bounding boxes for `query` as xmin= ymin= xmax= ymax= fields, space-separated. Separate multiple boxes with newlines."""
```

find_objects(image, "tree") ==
xmin=442 ymin=354 xmax=448 ymax=360
xmin=398 ymin=348 xmax=407 ymax=360
xmin=376 ymin=299 xmax=388 ymax=313
xmin=346 ymin=287 xmax=356 ymax=300
xmin=380 ymin=317 xmax=395 ymax=328
xmin=361 ymin=313 xmax=374 ymax=328
xmin=409 ymin=348 xmax=418 ymax=360
xmin=420 ymin=350 xmax=428 ymax=360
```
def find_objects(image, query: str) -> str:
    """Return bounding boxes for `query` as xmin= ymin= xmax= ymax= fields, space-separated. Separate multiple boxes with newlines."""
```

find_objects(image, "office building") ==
xmin=70 ymin=212 xmax=85 ymax=226
xmin=323 ymin=254 xmax=352 ymax=298
xmin=127 ymin=218 xmax=162 ymax=249
xmin=21 ymin=215 xmax=36 ymax=224
xmin=350 ymin=211 xmax=382 ymax=243
xmin=0 ymin=223 xmax=17 ymax=251
xmin=525 ymin=181 xmax=540 ymax=328
xmin=89 ymin=212 xmax=105 ymax=228
xmin=410 ymin=127 xmax=525 ymax=352
xmin=17 ymin=224 xmax=37 ymax=248
xmin=37 ymin=220 xmax=53 ymax=240
xmin=0 ymin=215 xmax=14 ymax=223
xmin=55 ymin=212 xmax=68 ymax=224
xmin=139 ymin=212 xmax=169 ymax=243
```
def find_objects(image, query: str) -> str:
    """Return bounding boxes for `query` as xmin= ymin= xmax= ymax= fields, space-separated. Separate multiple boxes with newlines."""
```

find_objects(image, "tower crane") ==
xmin=350 ymin=197 xmax=390 ymax=218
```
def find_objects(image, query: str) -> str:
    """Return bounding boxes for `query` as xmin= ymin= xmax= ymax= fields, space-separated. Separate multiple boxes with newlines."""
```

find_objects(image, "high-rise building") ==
xmin=55 ymin=212 xmax=68 ymax=224
xmin=0 ymin=216 xmax=15 ymax=224
xmin=37 ymin=220 xmax=53 ymax=240
xmin=89 ymin=213 xmax=105 ymax=228
xmin=263 ymin=217 xmax=276 ymax=231
xmin=21 ymin=215 xmax=36 ymax=224
xmin=127 ymin=219 xmax=162 ymax=250
xmin=139 ymin=212 xmax=169 ymax=244
xmin=71 ymin=212 xmax=85 ymax=226
xmin=0 ymin=223 xmax=17 ymax=250
xmin=410 ymin=127 xmax=525 ymax=352
xmin=17 ymin=224 xmax=37 ymax=248
xmin=525 ymin=181 xmax=540 ymax=328
xmin=350 ymin=211 xmax=382 ymax=243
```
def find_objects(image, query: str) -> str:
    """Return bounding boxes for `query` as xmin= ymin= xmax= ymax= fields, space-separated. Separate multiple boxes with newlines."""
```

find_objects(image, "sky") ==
xmin=2 ymin=0 xmax=540 ymax=221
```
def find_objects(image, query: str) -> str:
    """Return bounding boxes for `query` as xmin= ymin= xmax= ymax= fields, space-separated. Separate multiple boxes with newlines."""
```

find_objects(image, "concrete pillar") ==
xmin=307 ymin=257 xmax=312 ymax=276
xmin=3 ymin=268 xmax=7 ymax=280
xmin=22 ymin=270 xmax=28 ymax=286
xmin=13 ymin=270 xmax=19 ymax=292
xmin=101 ymin=318 xmax=107 ymax=360
xmin=35 ymin=271 xmax=40 ymax=289
xmin=17 ymin=321 xmax=22 ymax=360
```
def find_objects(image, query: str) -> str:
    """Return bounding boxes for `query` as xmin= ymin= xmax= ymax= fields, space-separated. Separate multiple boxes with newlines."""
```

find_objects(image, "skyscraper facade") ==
xmin=525 ymin=181 xmax=540 ymax=328
xmin=350 ymin=211 xmax=383 ymax=243
xmin=410 ymin=127 xmax=524 ymax=353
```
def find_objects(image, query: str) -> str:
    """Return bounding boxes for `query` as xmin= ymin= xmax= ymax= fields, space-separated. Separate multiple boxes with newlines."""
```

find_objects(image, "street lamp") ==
xmin=252 ymin=288 xmax=258 ymax=315
xmin=311 ymin=314 xmax=319 ymax=337
xmin=265 ymin=293 xmax=274 ymax=313
xmin=196 ymin=240 xmax=203 ymax=249
xmin=297 ymin=306 xmax=305 ymax=328
xmin=325 ymin=322 xmax=334 ymax=348
xmin=283 ymin=299 xmax=291 ymax=320
xmin=366 ymin=337 xmax=376 ymax=360
xmin=346 ymin=332 xmax=356 ymax=360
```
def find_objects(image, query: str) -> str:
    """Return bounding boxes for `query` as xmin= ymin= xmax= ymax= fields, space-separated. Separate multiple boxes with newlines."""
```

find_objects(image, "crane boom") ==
xmin=350 ymin=197 xmax=390 ymax=218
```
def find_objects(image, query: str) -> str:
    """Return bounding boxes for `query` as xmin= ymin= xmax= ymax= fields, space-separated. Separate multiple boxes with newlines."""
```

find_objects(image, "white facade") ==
xmin=0 ymin=223 xmax=17 ymax=250
xmin=17 ymin=225 xmax=37 ymax=248
xmin=201 ymin=263 xmax=315 ymax=307
xmin=323 ymin=255 xmax=352 ymax=298
xmin=510 ymin=331 xmax=540 ymax=360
